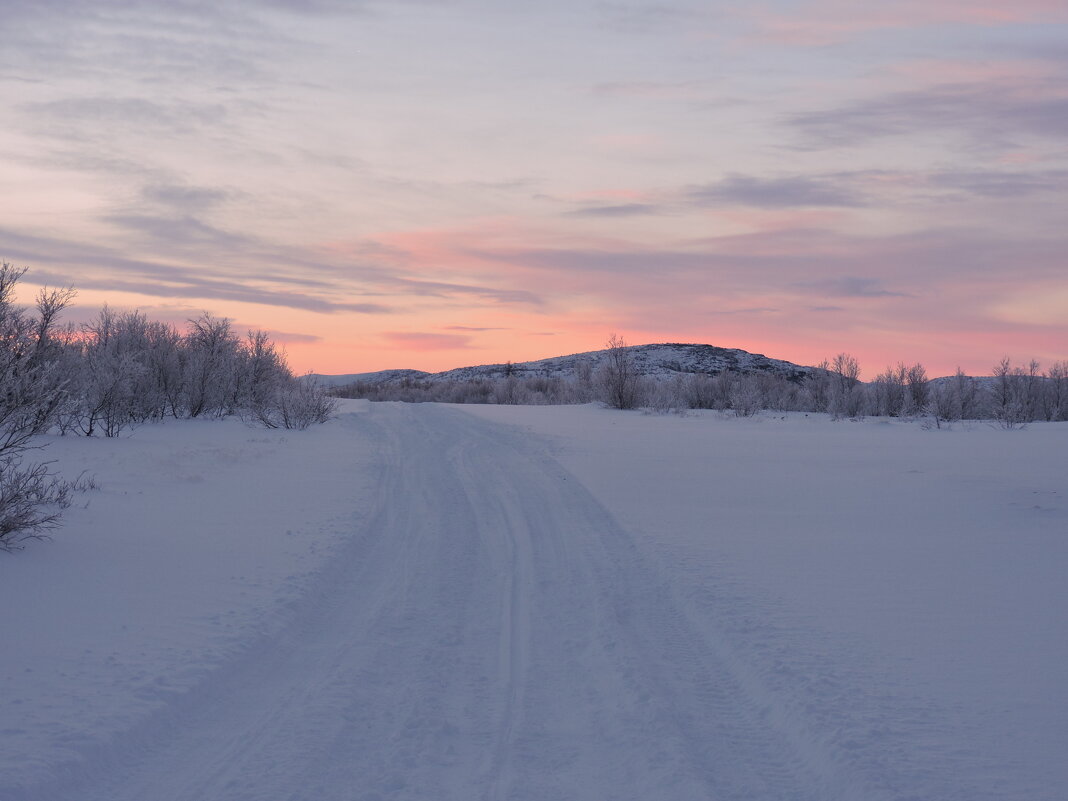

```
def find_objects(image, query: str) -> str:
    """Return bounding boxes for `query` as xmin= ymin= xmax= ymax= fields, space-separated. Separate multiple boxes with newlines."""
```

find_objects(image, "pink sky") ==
xmin=1 ymin=1 xmax=1066 ymax=377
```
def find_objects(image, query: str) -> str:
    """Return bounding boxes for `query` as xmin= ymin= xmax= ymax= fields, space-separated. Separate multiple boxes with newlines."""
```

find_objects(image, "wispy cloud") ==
xmin=2 ymin=0 xmax=1066 ymax=375
xmin=21 ymin=97 xmax=229 ymax=140
xmin=0 ymin=226 xmax=392 ymax=314
xmin=791 ymin=277 xmax=913 ymax=298
xmin=102 ymin=213 xmax=250 ymax=248
xmin=924 ymin=170 xmax=1068 ymax=198
xmin=382 ymin=332 xmax=474 ymax=350
xmin=386 ymin=278 xmax=542 ymax=306
xmin=566 ymin=203 xmax=663 ymax=218
xmin=789 ymin=81 xmax=1068 ymax=149
xmin=248 ymin=327 xmax=322 ymax=344
xmin=595 ymin=2 xmax=715 ymax=34
xmin=747 ymin=0 xmax=1068 ymax=46
xmin=591 ymin=80 xmax=717 ymax=100
xmin=706 ymin=306 xmax=779 ymax=315
xmin=141 ymin=183 xmax=234 ymax=211
xmin=689 ymin=174 xmax=866 ymax=208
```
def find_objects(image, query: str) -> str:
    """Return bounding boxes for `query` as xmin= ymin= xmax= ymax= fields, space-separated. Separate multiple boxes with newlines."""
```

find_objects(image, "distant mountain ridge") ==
xmin=310 ymin=343 xmax=815 ymax=387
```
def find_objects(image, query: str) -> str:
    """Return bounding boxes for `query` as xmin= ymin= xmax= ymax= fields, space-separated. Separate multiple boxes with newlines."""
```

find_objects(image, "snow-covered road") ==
xmin=4 ymin=401 xmax=1066 ymax=800
xmin=27 ymin=404 xmax=846 ymax=800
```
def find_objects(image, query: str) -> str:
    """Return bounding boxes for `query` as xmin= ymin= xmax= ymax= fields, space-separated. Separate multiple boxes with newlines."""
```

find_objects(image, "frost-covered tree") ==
xmin=1044 ymin=361 xmax=1068 ymax=422
xmin=905 ymin=363 xmax=929 ymax=416
xmin=871 ymin=364 xmax=907 ymax=417
xmin=597 ymin=335 xmax=645 ymax=410
xmin=182 ymin=313 xmax=241 ymax=418
xmin=0 ymin=264 xmax=76 ymax=548
xmin=828 ymin=353 xmax=863 ymax=419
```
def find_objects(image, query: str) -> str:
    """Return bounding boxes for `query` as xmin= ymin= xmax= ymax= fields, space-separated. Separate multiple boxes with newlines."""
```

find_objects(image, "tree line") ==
xmin=1 ymin=263 xmax=336 ymax=550
xmin=335 ymin=336 xmax=1068 ymax=426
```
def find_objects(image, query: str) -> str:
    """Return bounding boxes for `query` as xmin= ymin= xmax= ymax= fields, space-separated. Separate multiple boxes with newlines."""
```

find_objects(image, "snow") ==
xmin=311 ymin=342 xmax=814 ymax=387
xmin=1 ymin=401 xmax=1066 ymax=800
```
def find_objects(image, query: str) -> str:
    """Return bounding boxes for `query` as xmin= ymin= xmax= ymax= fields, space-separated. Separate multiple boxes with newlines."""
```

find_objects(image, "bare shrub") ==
xmin=828 ymin=353 xmax=864 ymax=420
xmin=730 ymin=374 xmax=763 ymax=417
xmin=905 ymin=363 xmax=929 ymax=415
xmin=596 ymin=334 xmax=645 ymax=410
xmin=0 ymin=459 xmax=75 ymax=551
xmin=1045 ymin=361 xmax=1068 ymax=421
xmin=256 ymin=378 xmax=339 ymax=430
xmin=871 ymin=364 xmax=907 ymax=417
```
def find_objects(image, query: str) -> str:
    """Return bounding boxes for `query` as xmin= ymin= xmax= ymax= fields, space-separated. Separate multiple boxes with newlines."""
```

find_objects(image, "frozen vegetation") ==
xmin=329 ymin=337 xmax=1068 ymax=427
xmin=0 ymin=264 xmax=335 ymax=550
xmin=1 ymin=399 xmax=1066 ymax=800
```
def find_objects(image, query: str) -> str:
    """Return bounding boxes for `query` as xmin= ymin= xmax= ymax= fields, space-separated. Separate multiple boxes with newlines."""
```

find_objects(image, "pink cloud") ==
xmin=998 ymin=151 xmax=1044 ymax=165
xmin=748 ymin=1 xmax=1068 ymax=45
xmin=382 ymin=332 xmax=474 ymax=351
xmin=304 ymin=206 xmax=1068 ymax=378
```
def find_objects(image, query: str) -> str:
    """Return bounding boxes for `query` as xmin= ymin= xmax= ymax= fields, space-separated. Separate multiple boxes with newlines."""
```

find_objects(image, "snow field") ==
xmin=1 ymin=400 xmax=1065 ymax=800
xmin=461 ymin=404 xmax=1068 ymax=800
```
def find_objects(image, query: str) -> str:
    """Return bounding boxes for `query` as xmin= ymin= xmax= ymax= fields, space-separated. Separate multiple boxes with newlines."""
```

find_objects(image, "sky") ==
xmin=1 ymin=0 xmax=1066 ymax=376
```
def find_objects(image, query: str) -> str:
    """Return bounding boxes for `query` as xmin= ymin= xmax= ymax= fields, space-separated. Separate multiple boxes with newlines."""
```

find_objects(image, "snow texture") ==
xmin=1 ymin=401 xmax=1065 ymax=800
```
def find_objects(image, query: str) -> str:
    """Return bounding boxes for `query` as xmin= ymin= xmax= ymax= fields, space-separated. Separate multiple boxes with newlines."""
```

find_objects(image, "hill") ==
xmin=311 ymin=343 xmax=815 ymax=387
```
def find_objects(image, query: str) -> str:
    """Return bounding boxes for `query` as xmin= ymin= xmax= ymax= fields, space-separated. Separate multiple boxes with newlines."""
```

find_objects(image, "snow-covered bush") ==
xmin=254 ymin=377 xmax=338 ymax=430
xmin=0 ymin=264 xmax=77 ymax=548
xmin=730 ymin=374 xmax=764 ymax=417
xmin=183 ymin=313 xmax=242 ymax=418
xmin=0 ymin=262 xmax=335 ymax=547
xmin=0 ymin=458 xmax=74 ymax=551
xmin=596 ymin=334 xmax=646 ymax=410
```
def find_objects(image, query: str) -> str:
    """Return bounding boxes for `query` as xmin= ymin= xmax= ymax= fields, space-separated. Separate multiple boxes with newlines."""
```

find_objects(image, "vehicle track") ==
xmin=19 ymin=403 xmax=875 ymax=801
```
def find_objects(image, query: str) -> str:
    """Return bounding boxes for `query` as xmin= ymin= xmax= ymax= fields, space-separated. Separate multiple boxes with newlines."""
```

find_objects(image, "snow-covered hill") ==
xmin=311 ymin=343 xmax=814 ymax=387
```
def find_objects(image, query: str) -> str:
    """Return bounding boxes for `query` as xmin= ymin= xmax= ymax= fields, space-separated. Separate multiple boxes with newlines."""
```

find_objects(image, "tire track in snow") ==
xmin=16 ymin=402 xmax=883 ymax=801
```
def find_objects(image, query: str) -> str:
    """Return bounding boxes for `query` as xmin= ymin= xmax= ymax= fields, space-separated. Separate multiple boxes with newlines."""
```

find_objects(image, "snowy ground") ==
xmin=1 ymin=401 xmax=1065 ymax=800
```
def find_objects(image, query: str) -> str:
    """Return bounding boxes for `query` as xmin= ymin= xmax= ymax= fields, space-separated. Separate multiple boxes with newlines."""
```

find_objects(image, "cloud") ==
xmin=0 ymin=226 xmax=392 ymax=315
xmin=55 ymin=272 xmax=392 ymax=315
xmin=452 ymin=222 xmax=1068 ymax=335
xmin=103 ymin=214 xmax=250 ymax=248
xmin=21 ymin=97 xmax=228 ymax=140
xmin=591 ymin=81 xmax=716 ymax=100
xmin=443 ymin=325 xmax=510 ymax=332
xmin=689 ymin=174 xmax=866 ymax=208
xmin=386 ymin=277 xmax=542 ymax=305
xmin=791 ymin=277 xmax=913 ymax=298
xmin=566 ymin=203 xmax=663 ymax=218
xmin=141 ymin=183 xmax=234 ymax=212
xmin=788 ymin=82 xmax=1068 ymax=149
xmin=462 ymin=246 xmax=715 ymax=276
xmin=706 ymin=306 xmax=779 ymax=315
xmin=382 ymin=332 xmax=474 ymax=350
xmin=324 ymin=233 xmax=546 ymax=306
xmin=595 ymin=3 xmax=714 ymax=34
xmin=247 ymin=327 xmax=322 ymax=344
xmin=925 ymin=170 xmax=1068 ymax=198
xmin=746 ymin=1 xmax=1068 ymax=46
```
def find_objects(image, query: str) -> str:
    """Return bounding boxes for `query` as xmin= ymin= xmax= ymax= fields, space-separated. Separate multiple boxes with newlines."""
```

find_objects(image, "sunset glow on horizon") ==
xmin=2 ymin=1 xmax=1066 ymax=378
